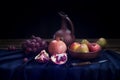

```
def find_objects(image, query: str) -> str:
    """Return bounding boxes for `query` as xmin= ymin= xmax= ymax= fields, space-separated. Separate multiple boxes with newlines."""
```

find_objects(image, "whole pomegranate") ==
xmin=48 ymin=37 xmax=67 ymax=55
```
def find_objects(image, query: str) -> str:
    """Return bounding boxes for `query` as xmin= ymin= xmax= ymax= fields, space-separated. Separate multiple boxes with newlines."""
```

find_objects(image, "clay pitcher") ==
xmin=53 ymin=12 xmax=75 ymax=46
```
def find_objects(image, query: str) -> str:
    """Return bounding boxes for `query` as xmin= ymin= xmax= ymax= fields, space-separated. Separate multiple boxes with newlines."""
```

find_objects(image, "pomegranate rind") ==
xmin=51 ymin=53 xmax=67 ymax=65
xmin=35 ymin=50 xmax=49 ymax=62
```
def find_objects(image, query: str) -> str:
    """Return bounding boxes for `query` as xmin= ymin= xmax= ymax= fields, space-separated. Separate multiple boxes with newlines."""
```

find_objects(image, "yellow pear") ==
xmin=78 ymin=43 xmax=89 ymax=53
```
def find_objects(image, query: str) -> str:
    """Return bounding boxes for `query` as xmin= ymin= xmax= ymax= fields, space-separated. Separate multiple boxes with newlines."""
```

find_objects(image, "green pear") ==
xmin=78 ymin=43 xmax=89 ymax=53
xmin=81 ymin=39 xmax=90 ymax=45
xmin=96 ymin=37 xmax=107 ymax=47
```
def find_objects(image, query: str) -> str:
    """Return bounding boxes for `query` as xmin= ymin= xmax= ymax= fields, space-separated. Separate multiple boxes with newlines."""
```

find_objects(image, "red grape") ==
xmin=8 ymin=45 xmax=16 ymax=51
xmin=21 ymin=35 xmax=47 ymax=54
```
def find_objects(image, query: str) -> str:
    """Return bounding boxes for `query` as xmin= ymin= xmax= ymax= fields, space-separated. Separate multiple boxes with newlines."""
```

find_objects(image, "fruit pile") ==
xmin=21 ymin=35 xmax=107 ymax=64
xmin=69 ymin=38 xmax=107 ymax=53
xmin=21 ymin=35 xmax=47 ymax=54
xmin=35 ymin=37 xmax=68 ymax=65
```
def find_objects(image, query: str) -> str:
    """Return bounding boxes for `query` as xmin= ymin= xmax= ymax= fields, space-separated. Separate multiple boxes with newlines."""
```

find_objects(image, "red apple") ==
xmin=70 ymin=42 xmax=81 ymax=52
xmin=88 ymin=43 xmax=101 ymax=52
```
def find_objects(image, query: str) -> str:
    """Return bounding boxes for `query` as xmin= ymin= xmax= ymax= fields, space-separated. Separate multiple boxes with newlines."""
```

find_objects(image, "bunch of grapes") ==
xmin=21 ymin=35 xmax=48 ymax=54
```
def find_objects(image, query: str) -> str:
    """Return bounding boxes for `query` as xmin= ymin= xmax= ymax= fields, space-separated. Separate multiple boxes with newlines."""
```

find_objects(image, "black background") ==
xmin=0 ymin=0 xmax=119 ymax=39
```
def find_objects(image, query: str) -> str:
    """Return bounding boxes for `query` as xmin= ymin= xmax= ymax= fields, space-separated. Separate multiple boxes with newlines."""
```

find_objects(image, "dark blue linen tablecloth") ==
xmin=0 ymin=49 xmax=120 ymax=80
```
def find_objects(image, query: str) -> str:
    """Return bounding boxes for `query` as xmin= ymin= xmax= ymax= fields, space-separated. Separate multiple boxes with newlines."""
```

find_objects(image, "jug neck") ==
xmin=61 ymin=17 xmax=68 ymax=30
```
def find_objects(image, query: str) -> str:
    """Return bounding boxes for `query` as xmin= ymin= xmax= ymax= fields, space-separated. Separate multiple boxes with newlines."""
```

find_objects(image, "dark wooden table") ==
xmin=0 ymin=39 xmax=120 ymax=53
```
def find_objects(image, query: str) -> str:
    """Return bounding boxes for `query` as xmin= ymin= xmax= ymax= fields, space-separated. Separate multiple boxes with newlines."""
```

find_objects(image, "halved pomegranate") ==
xmin=35 ymin=50 xmax=49 ymax=62
xmin=51 ymin=53 xmax=67 ymax=65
